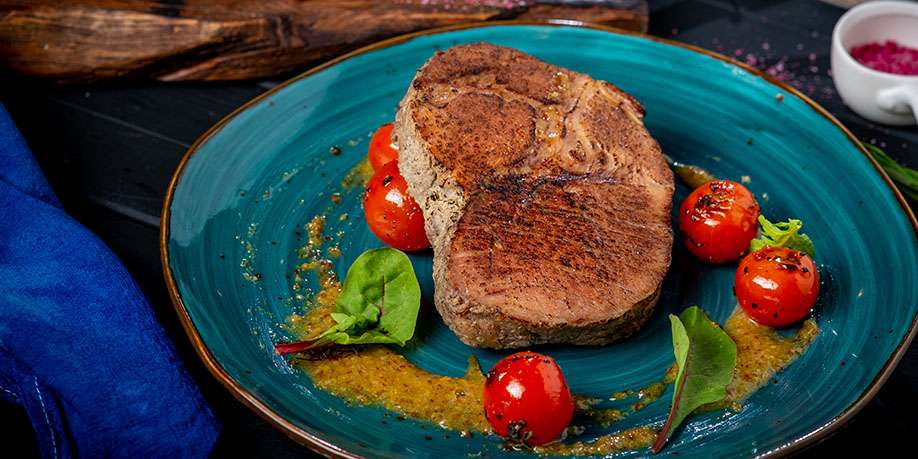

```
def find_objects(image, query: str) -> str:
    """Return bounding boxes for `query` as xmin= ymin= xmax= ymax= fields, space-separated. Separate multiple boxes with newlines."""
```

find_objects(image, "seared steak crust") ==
xmin=396 ymin=43 xmax=674 ymax=349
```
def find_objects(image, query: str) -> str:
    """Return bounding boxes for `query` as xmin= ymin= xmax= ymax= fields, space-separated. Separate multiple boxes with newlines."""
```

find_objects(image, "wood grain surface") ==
xmin=0 ymin=0 xmax=647 ymax=83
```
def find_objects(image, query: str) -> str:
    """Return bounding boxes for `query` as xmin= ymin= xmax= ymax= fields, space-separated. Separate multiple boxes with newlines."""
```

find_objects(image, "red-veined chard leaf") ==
xmin=652 ymin=306 xmax=736 ymax=453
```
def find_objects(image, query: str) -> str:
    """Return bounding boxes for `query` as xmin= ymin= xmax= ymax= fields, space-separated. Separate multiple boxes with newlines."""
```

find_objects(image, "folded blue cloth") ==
xmin=0 ymin=104 xmax=219 ymax=457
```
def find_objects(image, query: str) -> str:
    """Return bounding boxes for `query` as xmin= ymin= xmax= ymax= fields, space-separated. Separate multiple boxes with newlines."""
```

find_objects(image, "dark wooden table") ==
xmin=2 ymin=0 xmax=915 ymax=457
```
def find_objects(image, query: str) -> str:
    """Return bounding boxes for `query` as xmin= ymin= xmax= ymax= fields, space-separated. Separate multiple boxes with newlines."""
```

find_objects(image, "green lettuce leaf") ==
xmin=749 ymin=215 xmax=816 ymax=257
xmin=320 ymin=247 xmax=421 ymax=346
xmin=277 ymin=248 xmax=421 ymax=354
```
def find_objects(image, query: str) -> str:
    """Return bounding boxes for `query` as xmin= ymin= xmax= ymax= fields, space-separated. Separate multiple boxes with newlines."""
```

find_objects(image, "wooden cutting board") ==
xmin=0 ymin=0 xmax=647 ymax=83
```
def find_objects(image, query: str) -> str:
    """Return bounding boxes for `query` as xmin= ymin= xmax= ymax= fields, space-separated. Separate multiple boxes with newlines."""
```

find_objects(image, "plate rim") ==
xmin=159 ymin=19 xmax=918 ymax=459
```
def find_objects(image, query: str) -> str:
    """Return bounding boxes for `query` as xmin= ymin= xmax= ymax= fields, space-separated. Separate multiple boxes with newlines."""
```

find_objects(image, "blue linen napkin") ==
xmin=0 ymin=104 xmax=219 ymax=457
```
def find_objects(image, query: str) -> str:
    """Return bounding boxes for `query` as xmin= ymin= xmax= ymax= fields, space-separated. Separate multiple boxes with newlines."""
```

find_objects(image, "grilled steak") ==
xmin=395 ymin=43 xmax=674 ymax=349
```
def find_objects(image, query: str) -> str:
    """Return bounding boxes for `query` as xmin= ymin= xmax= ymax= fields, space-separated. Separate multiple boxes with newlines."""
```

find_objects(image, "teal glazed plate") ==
xmin=162 ymin=22 xmax=918 ymax=458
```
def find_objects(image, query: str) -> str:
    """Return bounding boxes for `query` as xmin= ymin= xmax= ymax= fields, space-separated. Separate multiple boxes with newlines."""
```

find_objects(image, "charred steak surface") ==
xmin=395 ymin=43 xmax=674 ymax=349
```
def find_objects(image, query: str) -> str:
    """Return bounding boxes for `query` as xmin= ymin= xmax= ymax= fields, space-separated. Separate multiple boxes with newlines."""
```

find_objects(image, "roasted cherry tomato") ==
xmin=368 ymin=123 xmax=399 ymax=171
xmin=679 ymin=180 xmax=761 ymax=263
xmin=363 ymin=162 xmax=430 ymax=251
xmin=735 ymin=246 xmax=820 ymax=327
xmin=483 ymin=352 xmax=574 ymax=446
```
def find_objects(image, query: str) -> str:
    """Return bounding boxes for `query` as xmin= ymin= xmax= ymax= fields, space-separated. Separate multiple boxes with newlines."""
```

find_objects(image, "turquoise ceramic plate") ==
xmin=162 ymin=22 xmax=918 ymax=458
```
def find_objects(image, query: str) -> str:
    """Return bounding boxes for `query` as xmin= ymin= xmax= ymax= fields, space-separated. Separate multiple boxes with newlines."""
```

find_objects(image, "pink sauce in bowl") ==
xmin=849 ymin=40 xmax=918 ymax=75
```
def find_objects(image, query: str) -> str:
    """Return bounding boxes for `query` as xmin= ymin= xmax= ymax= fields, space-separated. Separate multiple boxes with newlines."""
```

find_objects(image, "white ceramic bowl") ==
xmin=831 ymin=0 xmax=918 ymax=126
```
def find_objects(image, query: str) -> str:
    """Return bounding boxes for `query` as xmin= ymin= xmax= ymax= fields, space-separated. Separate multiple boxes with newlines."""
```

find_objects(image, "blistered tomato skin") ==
xmin=735 ymin=246 xmax=820 ymax=327
xmin=483 ymin=352 xmax=574 ymax=446
xmin=368 ymin=123 xmax=399 ymax=171
xmin=363 ymin=162 xmax=430 ymax=251
xmin=679 ymin=180 xmax=761 ymax=264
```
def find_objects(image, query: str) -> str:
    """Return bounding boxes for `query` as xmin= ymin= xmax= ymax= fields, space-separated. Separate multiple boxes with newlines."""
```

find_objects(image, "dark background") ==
xmin=1 ymin=0 xmax=915 ymax=457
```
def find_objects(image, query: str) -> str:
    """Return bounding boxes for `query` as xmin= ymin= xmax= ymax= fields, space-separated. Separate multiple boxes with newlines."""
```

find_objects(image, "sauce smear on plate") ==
xmin=289 ymin=304 xmax=489 ymax=434
xmin=278 ymin=158 xmax=820 ymax=454
xmin=716 ymin=307 xmax=820 ymax=408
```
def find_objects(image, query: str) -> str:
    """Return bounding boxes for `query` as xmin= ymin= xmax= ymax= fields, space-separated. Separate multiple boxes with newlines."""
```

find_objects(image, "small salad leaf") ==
xmin=864 ymin=143 xmax=918 ymax=201
xmin=652 ymin=307 xmax=736 ymax=453
xmin=749 ymin=215 xmax=816 ymax=257
xmin=275 ymin=248 xmax=421 ymax=354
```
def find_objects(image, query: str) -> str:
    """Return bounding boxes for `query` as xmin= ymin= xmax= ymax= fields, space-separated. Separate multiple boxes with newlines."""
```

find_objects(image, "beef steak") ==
xmin=395 ymin=43 xmax=674 ymax=349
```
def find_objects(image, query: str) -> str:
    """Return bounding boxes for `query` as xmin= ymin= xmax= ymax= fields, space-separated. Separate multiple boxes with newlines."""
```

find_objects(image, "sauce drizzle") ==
xmin=711 ymin=307 xmax=819 ymax=410
xmin=278 ymin=158 xmax=821 ymax=456
xmin=536 ymin=426 xmax=658 ymax=456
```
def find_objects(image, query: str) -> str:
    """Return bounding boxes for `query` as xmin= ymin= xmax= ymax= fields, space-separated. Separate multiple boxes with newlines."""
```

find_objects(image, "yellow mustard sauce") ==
xmin=290 ymin=213 xmax=340 ymax=304
xmin=285 ymin=252 xmax=493 ymax=436
xmin=287 ymin=303 xmax=336 ymax=340
xmin=284 ymin=155 xmax=491 ymax=435
xmin=663 ymin=155 xmax=718 ymax=189
xmin=535 ymin=308 xmax=818 ymax=456
xmin=288 ymin=156 xmax=369 ymax=299
xmin=710 ymin=307 xmax=820 ymax=410
xmin=341 ymin=157 xmax=374 ymax=189
xmin=287 ymin=297 xmax=490 ymax=434
xmin=238 ymin=223 xmax=259 ymax=282
xmin=286 ymin=217 xmax=338 ymax=334
xmin=296 ymin=215 xmax=326 ymax=259
xmin=536 ymin=426 xmax=658 ymax=456
xmin=284 ymin=300 xmax=820 ymax=456
xmin=609 ymin=365 xmax=678 ymax=410
xmin=278 ymin=156 xmax=820 ymax=455
xmin=589 ymin=408 xmax=626 ymax=428
xmin=239 ymin=238 xmax=259 ymax=283
xmin=284 ymin=279 xmax=819 ymax=456
xmin=302 ymin=345 xmax=489 ymax=433
xmin=532 ymin=366 xmax=673 ymax=455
